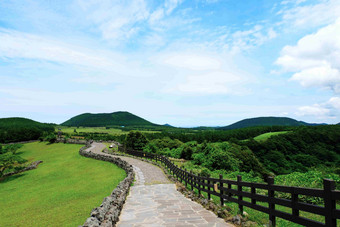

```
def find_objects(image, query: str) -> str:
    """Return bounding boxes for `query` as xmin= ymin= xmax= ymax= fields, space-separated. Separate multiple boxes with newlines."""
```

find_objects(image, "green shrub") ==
xmin=125 ymin=131 xmax=147 ymax=150
xmin=275 ymin=170 xmax=340 ymax=204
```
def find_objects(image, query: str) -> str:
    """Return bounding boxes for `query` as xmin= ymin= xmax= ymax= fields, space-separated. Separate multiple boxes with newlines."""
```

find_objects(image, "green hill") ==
xmin=61 ymin=111 xmax=157 ymax=127
xmin=220 ymin=117 xmax=308 ymax=130
xmin=0 ymin=117 xmax=55 ymax=143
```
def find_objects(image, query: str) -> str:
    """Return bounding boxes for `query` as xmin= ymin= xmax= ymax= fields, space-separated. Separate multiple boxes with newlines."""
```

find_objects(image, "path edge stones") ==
xmin=79 ymin=144 xmax=134 ymax=227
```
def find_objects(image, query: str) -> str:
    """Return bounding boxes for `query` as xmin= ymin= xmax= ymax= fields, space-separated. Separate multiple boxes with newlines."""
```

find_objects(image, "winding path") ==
xmin=88 ymin=143 xmax=232 ymax=227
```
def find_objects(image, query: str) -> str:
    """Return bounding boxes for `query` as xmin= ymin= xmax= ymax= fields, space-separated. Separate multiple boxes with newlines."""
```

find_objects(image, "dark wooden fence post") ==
xmin=207 ymin=174 xmax=211 ymax=200
xmin=324 ymin=179 xmax=336 ymax=227
xmin=251 ymin=182 xmax=256 ymax=205
xmin=179 ymin=167 xmax=182 ymax=183
xmin=190 ymin=171 xmax=194 ymax=190
xmin=184 ymin=168 xmax=188 ymax=187
xmin=268 ymin=176 xmax=275 ymax=227
xmin=198 ymin=173 xmax=201 ymax=196
xmin=291 ymin=187 xmax=299 ymax=217
xmin=237 ymin=175 xmax=243 ymax=214
xmin=228 ymin=182 xmax=232 ymax=201
xmin=219 ymin=174 xmax=224 ymax=206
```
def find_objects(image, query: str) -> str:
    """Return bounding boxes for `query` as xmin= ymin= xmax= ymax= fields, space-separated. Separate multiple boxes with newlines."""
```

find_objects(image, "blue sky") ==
xmin=0 ymin=0 xmax=340 ymax=126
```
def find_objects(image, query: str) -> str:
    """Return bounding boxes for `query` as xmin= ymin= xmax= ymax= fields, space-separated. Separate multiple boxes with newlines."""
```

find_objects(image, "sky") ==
xmin=0 ymin=0 xmax=340 ymax=127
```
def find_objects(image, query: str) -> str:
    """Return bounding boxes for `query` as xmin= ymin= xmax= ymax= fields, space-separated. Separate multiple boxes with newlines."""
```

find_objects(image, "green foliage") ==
xmin=45 ymin=133 xmax=57 ymax=143
xmin=144 ymin=125 xmax=291 ymax=143
xmin=199 ymin=167 xmax=211 ymax=177
xmin=125 ymin=131 xmax=148 ymax=150
xmin=180 ymin=145 xmax=194 ymax=160
xmin=0 ymin=144 xmax=27 ymax=177
xmin=191 ymin=142 xmax=266 ymax=176
xmin=244 ymin=125 xmax=340 ymax=175
xmin=193 ymin=143 xmax=239 ymax=171
xmin=0 ymin=117 xmax=54 ymax=143
xmin=148 ymin=138 xmax=266 ymax=176
xmin=275 ymin=170 xmax=340 ymax=203
xmin=143 ymin=137 xmax=183 ymax=157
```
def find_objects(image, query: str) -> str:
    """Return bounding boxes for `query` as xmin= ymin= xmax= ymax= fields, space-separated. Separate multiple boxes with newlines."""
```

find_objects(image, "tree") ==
xmin=44 ymin=133 xmax=56 ymax=143
xmin=125 ymin=131 xmax=148 ymax=150
xmin=0 ymin=145 xmax=27 ymax=177
xmin=180 ymin=146 xmax=193 ymax=160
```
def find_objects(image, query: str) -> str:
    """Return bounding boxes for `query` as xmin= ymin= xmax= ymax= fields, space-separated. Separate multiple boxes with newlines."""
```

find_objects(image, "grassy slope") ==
xmin=254 ymin=131 xmax=289 ymax=142
xmin=0 ymin=142 xmax=126 ymax=227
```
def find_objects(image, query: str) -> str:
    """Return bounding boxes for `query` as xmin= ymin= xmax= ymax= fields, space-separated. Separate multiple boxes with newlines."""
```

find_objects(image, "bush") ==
xmin=180 ymin=146 xmax=193 ymax=160
xmin=0 ymin=144 xmax=27 ymax=177
xmin=200 ymin=167 xmax=211 ymax=177
xmin=44 ymin=134 xmax=56 ymax=143
xmin=125 ymin=131 xmax=148 ymax=151
xmin=275 ymin=170 xmax=340 ymax=204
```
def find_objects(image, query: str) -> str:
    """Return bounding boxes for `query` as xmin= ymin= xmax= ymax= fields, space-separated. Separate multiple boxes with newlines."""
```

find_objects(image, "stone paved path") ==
xmin=89 ymin=143 xmax=233 ymax=227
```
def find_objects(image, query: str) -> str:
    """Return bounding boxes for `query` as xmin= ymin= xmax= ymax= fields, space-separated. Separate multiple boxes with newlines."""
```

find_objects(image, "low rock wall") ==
xmin=3 ymin=160 xmax=43 ymax=177
xmin=57 ymin=138 xmax=88 ymax=144
xmin=79 ymin=146 xmax=134 ymax=227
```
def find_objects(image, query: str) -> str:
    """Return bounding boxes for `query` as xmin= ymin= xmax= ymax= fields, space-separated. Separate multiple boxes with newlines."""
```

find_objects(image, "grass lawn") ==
xmin=254 ymin=131 xmax=290 ymax=142
xmin=0 ymin=142 xmax=126 ymax=227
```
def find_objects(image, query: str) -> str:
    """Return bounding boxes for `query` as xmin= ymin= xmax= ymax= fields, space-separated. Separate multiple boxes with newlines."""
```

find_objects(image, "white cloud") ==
xmin=296 ymin=104 xmax=330 ymax=117
xmin=174 ymin=71 xmax=244 ymax=95
xmin=77 ymin=0 xmax=149 ymax=41
xmin=290 ymin=65 xmax=340 ymax=92
xmin=295 ymin=96 xmax=340 ymax=119
xmin=149 ymin=9 xmax=165 ymax=25
xmin=77 ymin=0 xmax=185 ymax=43
xmin=164 ymin=0 xmax=184 ymax=15
xmin=279 ymin=0 xmax=340 ymax=28
xmin=280 ymin=0 xmax=307 ymax=5
xmin=276 ymin=18 xmax=340 ymax=93
xmin=327 ymin=97 xmax=340 ymax=110
xmin=162 ymin=53 xmax=221 ymax=71
xmin=228 ymin=25 xmax=277 ymax=53
xmin=0 ymin=29 xmax=117 ymax=69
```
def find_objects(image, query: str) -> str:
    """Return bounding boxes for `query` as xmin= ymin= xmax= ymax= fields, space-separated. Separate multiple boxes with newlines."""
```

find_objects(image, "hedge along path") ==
xmin=90 ymin=143 xmax=232 ymax=227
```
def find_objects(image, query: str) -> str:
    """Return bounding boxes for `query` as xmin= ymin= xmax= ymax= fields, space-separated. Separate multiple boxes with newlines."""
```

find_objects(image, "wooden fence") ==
xmin=122 ymin=148 xmax=340 ymax=226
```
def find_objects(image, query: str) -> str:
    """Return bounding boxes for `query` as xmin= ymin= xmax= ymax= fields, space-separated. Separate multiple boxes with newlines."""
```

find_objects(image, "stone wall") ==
xmin=79 ymin=146 xmax=134 ymax=227
xmin=56 ymin=138 xmax=88 ymax=144
xmin=3 ymin=160 xmax=43 ymax=177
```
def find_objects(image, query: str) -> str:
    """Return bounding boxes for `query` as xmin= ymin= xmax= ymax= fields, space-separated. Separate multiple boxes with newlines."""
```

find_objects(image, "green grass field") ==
xmin=56 ymin=126 xmax=160 ymax=135
xmin=0 ymin=142 xmax=126 ymax=227
xmin=254 ymin=131 xmax=289 ymax=142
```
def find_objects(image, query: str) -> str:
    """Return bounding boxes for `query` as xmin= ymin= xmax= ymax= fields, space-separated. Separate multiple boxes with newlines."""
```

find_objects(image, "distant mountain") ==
xmin=61 ymin=111 xmax=157 ymax=127
xmin=0 ymin=117 xmax=53 ymax=128
xmin=0 ymin=117 xmax=55 ymax=143
xmin=219 ymin=117 xmax=309 ymax=130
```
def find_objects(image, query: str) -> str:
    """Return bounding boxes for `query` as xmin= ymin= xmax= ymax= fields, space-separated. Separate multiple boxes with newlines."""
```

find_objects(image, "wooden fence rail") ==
xmin=121 ymin=148 xmax=340 ymax=226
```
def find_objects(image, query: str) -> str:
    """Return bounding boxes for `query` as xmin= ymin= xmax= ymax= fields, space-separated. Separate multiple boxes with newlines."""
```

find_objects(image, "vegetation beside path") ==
xmin=0 ymin=142 xmax=126 ymax=227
